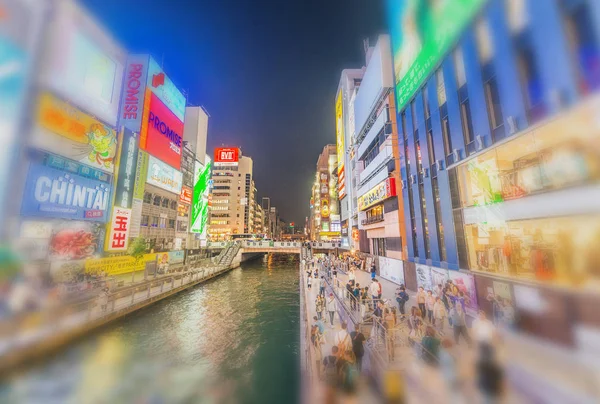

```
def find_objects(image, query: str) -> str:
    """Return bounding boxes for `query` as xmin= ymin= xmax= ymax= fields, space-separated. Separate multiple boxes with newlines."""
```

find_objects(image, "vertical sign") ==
xmin=107 ymin=207 xmax=131 ymax=251
xmin=190 ymin=161 xmax=211 ymax=233
xmin=129 ymin=151 xmax=149 ymax=238
xmin=119 ymin=55 xmax=150 ymax=132
xmin=114 ymin=128 xmax=139 ymax=209
xmin=335 ymin=89 xmax=346 ymax=198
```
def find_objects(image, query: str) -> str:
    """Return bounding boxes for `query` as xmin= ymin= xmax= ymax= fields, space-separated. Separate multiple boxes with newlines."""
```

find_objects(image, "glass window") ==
xmin=432 ymin=177 xmax=446 ymax=262
xmin=476 ymin=19 xmax=494 ymax=62
xmin=150 ymin=216 xmax=159 ymax=227
xmin=460 ymin=99 xmax=475 ymax=146
xmin=143 ymin=192 xmax=152 ymax=203
xmin=436 ymin=69 xmax=447 ymax=106
xmin=516 ymin=44 xmax=545 ymax=122
xmin=484 ymin=76 xmax=504 ymax=131
xmin=441 ymin=116 xmax=453 ymax=158
xmin=153 ymin=195 xmax=161 ymax=206
xmin=454 ymin=47 xmax=467 ymax=87
xmin=506 ymin=0 xmax=529 ymax=33
xmin=141 ymin=215 xmax=149 ymax=226
xmin=456 ymin=149 xmax=502 ymax=207
xmin=464 ymin=215 xmax=600 ymax=286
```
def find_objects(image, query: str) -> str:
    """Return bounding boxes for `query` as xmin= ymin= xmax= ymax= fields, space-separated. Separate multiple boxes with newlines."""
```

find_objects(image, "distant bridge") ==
xmin=206 ymin=241 xmax=343 ymax=254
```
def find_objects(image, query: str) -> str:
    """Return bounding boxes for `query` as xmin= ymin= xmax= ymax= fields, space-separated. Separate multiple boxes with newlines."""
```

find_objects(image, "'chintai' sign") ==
xmin=21 ymin=163 xmax=111 ymax=222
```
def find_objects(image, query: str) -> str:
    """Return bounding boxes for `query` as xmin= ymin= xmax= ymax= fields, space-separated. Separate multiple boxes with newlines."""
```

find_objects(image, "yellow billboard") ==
xmin=335 ymin=89 xmax=346 ymax=198
xmin=84 ymin=253 xmax=157 ymax=276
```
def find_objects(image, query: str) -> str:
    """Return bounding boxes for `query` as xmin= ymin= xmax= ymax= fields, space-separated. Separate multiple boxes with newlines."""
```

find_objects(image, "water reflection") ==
xmin=0 ymin=257 xmax=300 ymax=404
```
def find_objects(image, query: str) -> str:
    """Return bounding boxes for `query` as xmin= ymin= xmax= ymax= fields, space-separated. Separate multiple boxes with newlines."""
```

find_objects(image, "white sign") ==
xmin=146 ymin=155 xmax=183 ymax=194
xmin=107 ymin=207 xmax=131 ymax=251
xmin=129 ymin=198 xmax=143 ymax=238
xmin=378 ymin=256 xmax=404 ymax=285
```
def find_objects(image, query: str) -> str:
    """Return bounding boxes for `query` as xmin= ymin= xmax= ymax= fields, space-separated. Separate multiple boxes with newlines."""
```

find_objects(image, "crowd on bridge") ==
xmin=304 ymin=253 xmax=508 ymax=404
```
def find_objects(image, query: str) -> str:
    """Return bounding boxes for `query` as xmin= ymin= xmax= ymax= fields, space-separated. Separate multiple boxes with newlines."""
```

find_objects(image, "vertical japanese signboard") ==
xmin=107 ymin=207 xmax=131 ymax=251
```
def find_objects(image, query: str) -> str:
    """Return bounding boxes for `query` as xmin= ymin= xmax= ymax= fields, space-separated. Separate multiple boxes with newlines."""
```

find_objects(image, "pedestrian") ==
xmin=351 ymin=283 xmax=360 ymax=311
xmin=350 ymin=329 xmax=366 ymax=373
xmin=345 ymin=280 xmax=353 ymax=300
xmin=417 ymin=286 xmax=427 ymax=320
xmin=307 ymin=274 xmax=312 ymax=290
xmin=370 ymin=262 xmax=376 ymax=280
xmin=433 ymin=296 xmax=448 ymax=332
xmin=322 ymin=346 xmax=340 ymax=399
xmin=326 ymin=293 xmax=337 ymax=327
xmin=421 ymin=325 xmax=441 ymax=366
xmin=319 ymin=276 xmax=325 ymax=297
xmin=315 ymin=295 xmax=324 ymax=320
xmin=369 ymin=279 xmax=380 ymax=308
xmin=348 ymin=268 xmax=355 ymax=284
xmin=384 ymin=308 xmax=396 ymax=362
xmin=435 ymin=283 xmax=444 ymax=299
xmin=339 ymin=349 xmax=359 ymax=395
xmin=449 ymin=302 xmax=472 ymax=347
xmin=477 ymin=344 xmax=505 ymax=404
xmin=395 ymin=285 xmax=409 ymax=318
xmin=472 ymin=310 xmax=497 ymax=348
xmin=332 ymin=267 xmax=337 ymax=280
xmin=98 ymin=287 xmax=109 ymax=312
xmin=426 ymin=290 xmax=435 ymax=323
xmin=335 ymin=321 xmax=351 ymax=354
xmin=408 ymin=306 xmax=423 ymax=341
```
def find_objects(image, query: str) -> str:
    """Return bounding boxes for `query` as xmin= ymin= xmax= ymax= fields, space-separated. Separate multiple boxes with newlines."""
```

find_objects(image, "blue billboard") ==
xmin=21 ymin=163 xmax=111 ymax=222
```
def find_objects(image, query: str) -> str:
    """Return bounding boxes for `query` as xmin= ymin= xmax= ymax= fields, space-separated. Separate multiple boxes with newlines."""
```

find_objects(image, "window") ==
xmin=161 ymin=198 xmax=169 ymax=208
xmin=141 ymin=215 xmax=149 ymax=227
xmin=427 ymin=129 xmax=436 ymax=166
xmin=475 ymin=19 xmax=494 ymax=63
xmin=372 ymin=238 xmax=387 ymax=257
xmin=170 ymin=201 xmax=178 ymax=210
xmin=431 ymin=176 xmax=446 ymax=262
xmin=460 ymin=98 xmax=475 ymax=148
xmin=484 ymin=75 xmax=504 ymax=138
xmin=441 ymin=116 xmax=452 ymax=158
xmin=143 ymin=192 xmax=152 ymax=203
xmin=561 ymin=1 xmax=600 ymax=94
xmin=506 ymin=0 xmax=528 ymax=33
xmin=436 ymin=69 xmax=447 ymax=106
xmin=454 ymin=47 xmax=467 ymax=87
xmin=413 ymin=102 xmax=430 ymax=259
xmin=516 ymin=43 xmax=545 ymax=122
xmin=159 ymin=217 xmax=166 ymax=228
xmin=168 ymin=219 xmax=176 ymax=229
xmin=150 ymin=216 xmax=159 ymax=227
xmin=153 ymin=195 xmax=161 ymax=206
xmin=402 ymin=111 xmax=419 ymax=258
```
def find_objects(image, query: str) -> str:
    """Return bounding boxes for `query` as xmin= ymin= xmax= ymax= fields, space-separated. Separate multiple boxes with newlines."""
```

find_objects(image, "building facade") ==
xmin=309 ymin=145 xmax=341 ymax=241
xmin=388 ymin=0 xmax=600 ymax=347
xmin=353 ymin=35 xmax=405 ymax=262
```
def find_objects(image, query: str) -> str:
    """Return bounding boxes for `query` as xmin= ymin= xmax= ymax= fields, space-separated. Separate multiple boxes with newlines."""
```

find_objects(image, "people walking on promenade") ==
xmin=369 ymin=278 xmax=381 ymax=308
xmin=315 ymin=295 xmax=324 ymax=320
xmin=421 ymin=325 xmax=441 ymax=366
xmin=98 ymin=287 xmax=110 ymax=312
xmin=433 ymin=296 xmax=448 ymax=333
xmin=350 ymin=329 xmax=366 ymax=373
xmin=307 ymin=274 xmax=312 ymax=290
xmin=348 ymin=268 xmax=355 ymax=285
xmin=319 ymin=276 xmax=325 ymax=297
xmin=472 ymin=310 xmax=497 ymax=349
xmin=351 ymin=283 xmax=360 ymax=311
xmin=417 ymin=287 xmax=427 ymax=320
xmin=408 ymin=306 xmax=423 ymax=341
xmin=395 ymin=285 xmax=409 ymax=318
xmin=450 ymin=302 xmax=472 ymax=347
xmin=370 ymin=262 xmax=376 ymax=280
xmin=426 ymin=290 xmax=436 ymax=323
xmin=326 ymin=292 xmax=337 ymax=327
xmin=477 ymin=344 xmax=505 ymax=404
xmin=335 ymin=321 xmax=351 ymax=354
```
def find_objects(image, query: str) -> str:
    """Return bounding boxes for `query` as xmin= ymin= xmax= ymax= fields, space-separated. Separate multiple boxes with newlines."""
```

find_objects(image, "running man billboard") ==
xmin=190 ymin=160 xmax=211 ymax=235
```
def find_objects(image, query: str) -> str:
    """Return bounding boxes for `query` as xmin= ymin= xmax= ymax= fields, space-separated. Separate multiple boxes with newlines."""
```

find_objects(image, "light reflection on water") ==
xmin=0 ymin=257 xmax=300 ymax=404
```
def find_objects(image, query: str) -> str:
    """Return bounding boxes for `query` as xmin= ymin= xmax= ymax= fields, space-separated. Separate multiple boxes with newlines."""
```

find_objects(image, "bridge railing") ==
xmin=207 ymin=241 xmax=343 ymax=249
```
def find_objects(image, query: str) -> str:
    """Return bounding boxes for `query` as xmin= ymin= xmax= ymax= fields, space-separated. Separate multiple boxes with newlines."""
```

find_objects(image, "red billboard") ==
xmin=140 ymin=93 xmax=183 ymax=170
xmin=214 ymin=148 xmax=239 ymax=166
xmin=179 ymin=186 xmax=192 ymax=204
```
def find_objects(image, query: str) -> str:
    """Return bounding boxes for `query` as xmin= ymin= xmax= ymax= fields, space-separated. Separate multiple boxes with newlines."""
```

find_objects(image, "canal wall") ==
xmin=0 ymin=262 xmax=241 ymax=374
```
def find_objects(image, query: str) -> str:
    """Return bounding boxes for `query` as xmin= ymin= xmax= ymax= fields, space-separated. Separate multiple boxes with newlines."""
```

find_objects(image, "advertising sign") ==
xmin=21 ymin=163 xmax=110 ymax=222
xmin=179 ymin=186 xmax=192 ymax=204
xmin=147 ymin=57 xmax=186 ymax=122
xmin=39 ymin=0 xmax=125 ymax=127
xmin=133 ymin=151 xmax=148 ymax=200
xmin=448 ymin=271 xmax=478 ymax=317
xmin=358 ymin=177 xmax=397 ymax=211
xmin=191 ymin=161 xmax=211 ymax=233
xmin=335 ymin=89 xmax=346 ymax=198
xmin=33 ymin=92 xmax=118 ymax=174
xmin=387 ymin=0 xmax=485 ymax=112
xmin=379 ymin=256 xmax=405 ymax=285
xmin=114 ymin=128 xmax=139 ymax=209
xmin=140 ymin=93 xmax=183 ymax=170
xmin=168 ymin=250 xmax=185 ymax=264
xmin=146 ymin=155 xmax=183 ymax=194
xmin=85 ymin=253 xmax=157 ymax=276
xmin=119 ymin=55 xmax=150 ymax=132
xmin=106 ymin=207 xmax=131 ymax=251
xmin=214 ymin=148 xmax=239 ymax=167
xmin=129 ymin=198 xmax=143 ymax=238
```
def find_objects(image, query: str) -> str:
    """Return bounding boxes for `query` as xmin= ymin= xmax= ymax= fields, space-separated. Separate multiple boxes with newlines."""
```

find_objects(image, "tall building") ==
xmin=353 ymin=35 xmax=405 ymax=262
xmin=388 ymin=0 xmax=600 ymax=350
xmin=261 ymin=197 xmax=271 ymax=237
xmin=336 ymin=68 xmax=365 ymax=248
xmin=208 ymin=148 xmax=255 ymax=240
xmin=309 ymin=145 xmax=340 ymax=241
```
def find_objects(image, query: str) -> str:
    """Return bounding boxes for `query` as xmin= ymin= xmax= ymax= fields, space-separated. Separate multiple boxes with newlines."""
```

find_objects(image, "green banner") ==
xmin=190 ymin=161 xmax=211 ymax=234
xmin=388 ymin=0 xmax=485 ymax=111
xmin=133 ymin=151 xmax=148 ymax=200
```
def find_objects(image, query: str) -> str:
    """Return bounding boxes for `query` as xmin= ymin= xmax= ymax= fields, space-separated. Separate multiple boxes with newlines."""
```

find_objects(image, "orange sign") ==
xmin=180 ymin=186 xmax=192 ymax=204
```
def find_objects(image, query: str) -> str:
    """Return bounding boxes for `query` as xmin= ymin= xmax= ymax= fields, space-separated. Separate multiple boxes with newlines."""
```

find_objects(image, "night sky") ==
xmin=82 ymin=0 xmax=386 ymax=224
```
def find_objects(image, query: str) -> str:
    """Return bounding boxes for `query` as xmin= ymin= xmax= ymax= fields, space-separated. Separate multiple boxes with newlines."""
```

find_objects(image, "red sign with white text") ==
xmin=141 ymin=93 xmax=183 ymax=170
xmin=179 ymin=186 xmax=192 ymax=204
xmin=214 ymin=148 xmax=239 ymax=166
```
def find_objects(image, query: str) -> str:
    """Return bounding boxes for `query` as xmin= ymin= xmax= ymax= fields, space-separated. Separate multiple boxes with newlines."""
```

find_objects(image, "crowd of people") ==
xmin=304 ymin=253 xmax=508 ymax=403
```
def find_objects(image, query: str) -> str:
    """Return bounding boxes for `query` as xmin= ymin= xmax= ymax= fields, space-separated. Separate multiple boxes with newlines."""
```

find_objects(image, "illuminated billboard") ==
xmin=32 ymin=92 xmax=118 ymax=174
xmin=140 ymin=93 xmax=184 ymax=170
xmin=119 ymin=55 xmax=150 ymax=132
xmin=38 ymin=0 xmax=125 ymax=127
xmin=113 ymin=128 xmax=139 ymax=209
xmin=358 ymin=177 xmax=397 ymax=211
xmin=335 ymin=89 xmax=346 ymax=199
xmin=147 ymin=57 xmax=186 ymax=122
xmin=214 ymin=148 xmax=239 ymax=167
xmin=387 ymin=0 xmax=485 ymax=112
xmin=191 ymin=161 xmax=211 ymax=234
xmin=146 ymin=155 xmax=183 ymax=194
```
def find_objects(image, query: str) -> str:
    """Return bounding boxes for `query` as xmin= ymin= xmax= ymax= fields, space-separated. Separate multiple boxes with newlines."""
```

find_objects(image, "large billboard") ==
xmin=146 ymin=57 xmax=186 ymax=122
xmin=335 ymin=89 xmax=346 ymax=199
xmin=387 ymin=0 xmax=485 ymax=111
xmin=146 ymin=155 xmax=183 ymax=194
xmin=38 ymin=0 xmax=125 ymax=127
xmin=358 ymin=177 xmax=397 ymax=211
xmin=113 ymin=128 xmax=139 ymax=209
xmin=32 ymin=92 xmax=118 ymax=174
xmin=190 ymin=161 xmax=211 ymax=234
xmin=21 ymin=162 xmax=111 ymax=222
xmin=119 ymin=55 xmax=150 ymax=132
xmin=140 ymin=93 xmax=184 ymax=170
xmin=214 ymin=148 xmax=239 ymax=167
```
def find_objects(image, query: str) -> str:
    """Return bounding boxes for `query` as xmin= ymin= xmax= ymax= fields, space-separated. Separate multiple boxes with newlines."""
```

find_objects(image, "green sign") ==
xmin=190 ymin=161 xmax=211 ymax=234
xmin=387 ymin=0 xmax=485 ymax=111
xmin=133 ymin=151 xmax=148 ymax=200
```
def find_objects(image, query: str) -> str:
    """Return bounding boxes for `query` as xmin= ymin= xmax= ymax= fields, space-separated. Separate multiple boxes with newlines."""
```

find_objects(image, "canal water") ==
xmin=0 ymin=256 xmax=300 ymax=404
